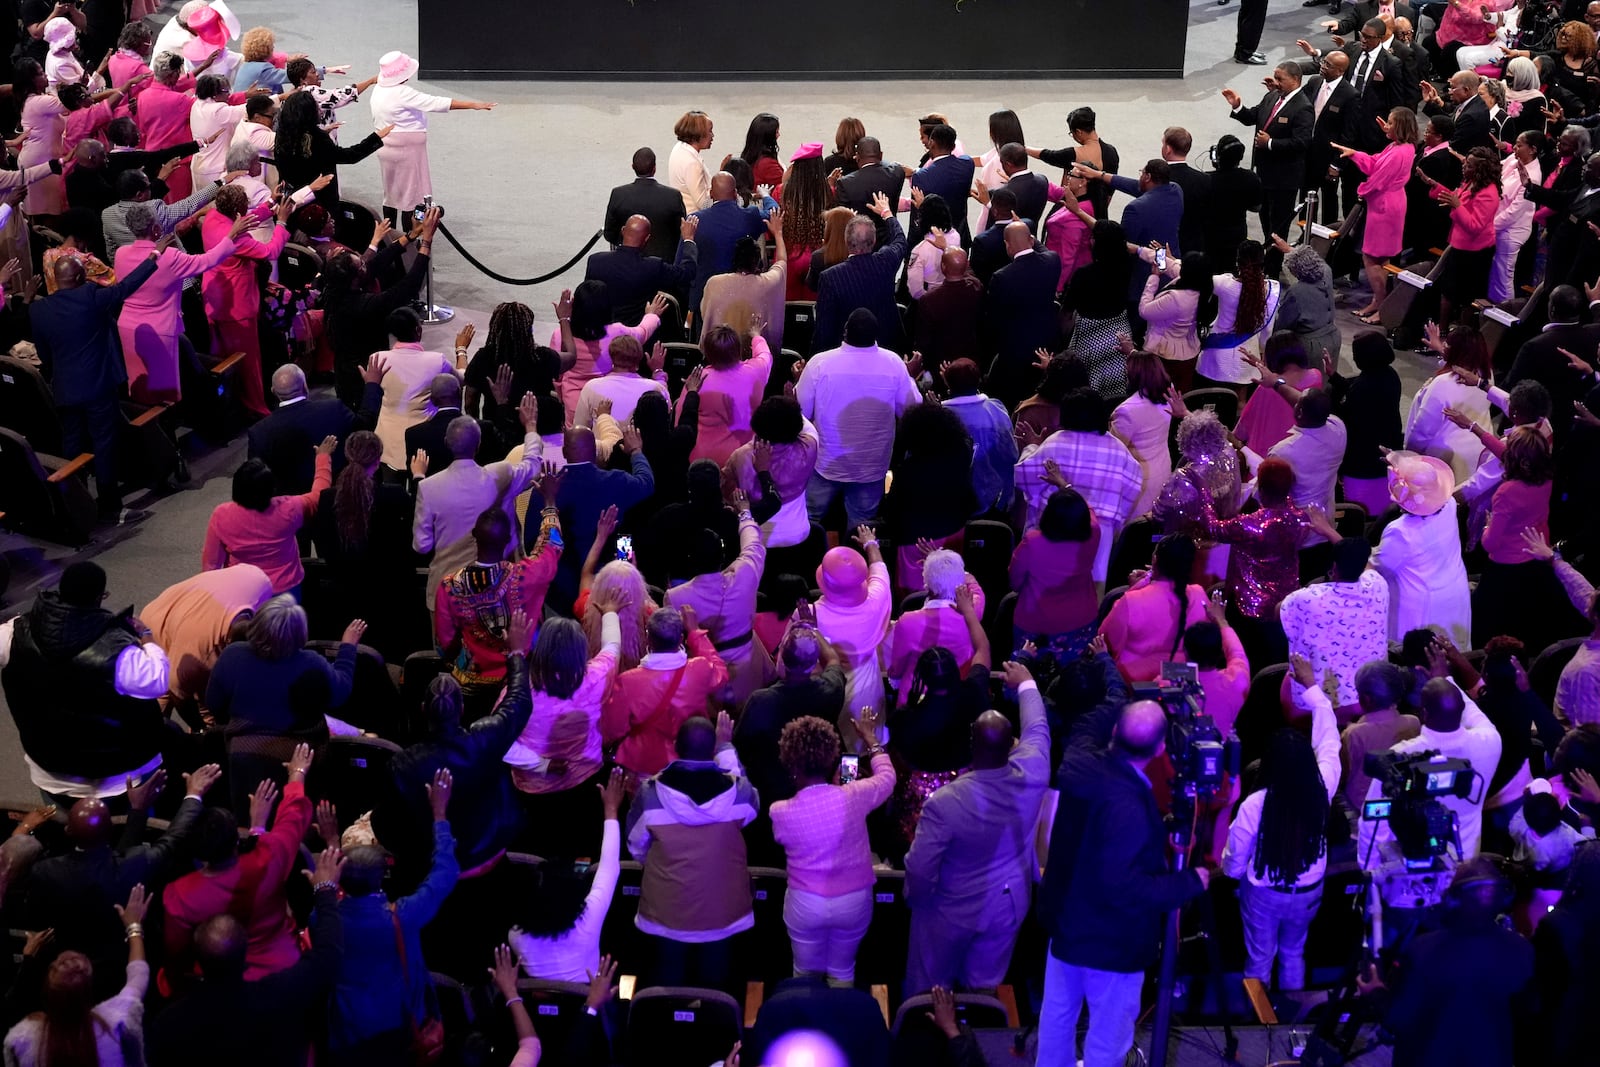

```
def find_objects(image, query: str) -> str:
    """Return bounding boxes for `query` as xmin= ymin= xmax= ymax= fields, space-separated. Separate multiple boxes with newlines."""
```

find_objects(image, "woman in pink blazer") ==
xmin=135 ymin=54 xmax=200 ymax=202
xmin=1334 ymin=106 xmax=1420 ymax=323
xmin=202 ymin=186 xmax=290 ymax=415
xmin=115 ymin=204 xmax=247 ymax=403
xmin=15 ymin=60 xmax=66 ymax=218
xmin=1429 ymin=147 xmax=1502 ymax=328
xmin=553 ymin=282 xmax=664 ymax=424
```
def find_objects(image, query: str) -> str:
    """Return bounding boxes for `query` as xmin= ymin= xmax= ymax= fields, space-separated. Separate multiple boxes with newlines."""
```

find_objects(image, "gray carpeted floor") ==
xmin=0 ymin=0 xmax=1440 ymax=808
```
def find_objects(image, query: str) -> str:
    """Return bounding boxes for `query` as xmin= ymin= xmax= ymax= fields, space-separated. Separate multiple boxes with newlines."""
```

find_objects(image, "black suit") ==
xmin=1167 ymin=161 xmax=1212 ymax=256
xmin=1232 ymin=89 xmax=1314 ymax=273
xmin=1426 ymin=95 xmax=1494 ymax=153
xmin=969 ymin=218 xmax=1036 ymax=285
xmin=583 ymin=241 xmax=698 ymax=326
xmin=983 ymin=249 xmax=1062 ymax=408
xmin=1303 ymin=75 xmax=1359 ymax=220
xmin=1333 ymin=0 xmax=1417 ymax=34
xmin=813 ymin=216 xmax=910 ymax=352
xmin=603 ymin=177 xmax=687 ymax=261
xmin=836 ymin=161 xmax=907 ymax=245
xmin=1004 ymin=171 xmax=1057 ymax=236
xmin=404 ymin=406 xmax=466 ymax=480
xmin=1506 ymin=321 xmax=1600 ymax=439
xmin=1405 ymin=144 xmax=1463 ymax=255
xmin=246 ymin=383 xmax=381 ymax=494
xmin=1544 ymin=186 xmax=1600 ymax=293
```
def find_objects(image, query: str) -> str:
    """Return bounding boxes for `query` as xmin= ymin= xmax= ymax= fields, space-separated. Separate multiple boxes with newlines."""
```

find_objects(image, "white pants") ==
xmin=784 ymin=886 xmax=873 ymax=984
xmin=1489 ymin=224 xmax=1531 ymax=303
xmin=1035 ymin=951 xmax=1145 ymax=1067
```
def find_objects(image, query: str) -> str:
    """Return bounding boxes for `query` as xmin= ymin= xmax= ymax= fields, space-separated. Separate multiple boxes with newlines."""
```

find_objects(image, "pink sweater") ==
xmin=684 ymin=336 xmax=774 ymax=465
xmin=1099 ymin=577 xmax=1210 ymax=681
xmin=1009 ymin=519 xmax=1102 ymax=635
xmin=771 ymin=751 xmax=896 ymax=896
xmin=201 ymin=453 xmax=330 ymax=593
xmin=1482 ymin=478 xmax=1551 ymax=564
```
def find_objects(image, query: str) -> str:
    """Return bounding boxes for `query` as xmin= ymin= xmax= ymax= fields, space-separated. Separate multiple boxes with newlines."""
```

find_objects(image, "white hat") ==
xmin=377 ymin=50 xmax=419 ymax=88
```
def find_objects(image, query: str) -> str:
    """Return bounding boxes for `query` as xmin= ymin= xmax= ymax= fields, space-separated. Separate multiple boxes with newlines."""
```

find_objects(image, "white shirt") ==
xmin=572 ymin=371 xmax=669 ymax=429
xmin=1223 ymin=678 xmax=1341 ymax=888
xmin=190 ymin=98 xmax=248 ymax=184
xmin=369 ymin=82 xmax=451 ymax=134
xmin=1279 ymin=571 xmax=1390 ymax=708
xmin=796 ymin=342 xmax=921 ymax=483
xmin=668 ymin=139 xmax=713 ymax=215
xmin=1495 ymin=154 xmax=1540 ymax=236
xmin=509 ymin=818 xmax=620 ymax=982
xmin=1358 ymin=680 xmax=1503 ymax=864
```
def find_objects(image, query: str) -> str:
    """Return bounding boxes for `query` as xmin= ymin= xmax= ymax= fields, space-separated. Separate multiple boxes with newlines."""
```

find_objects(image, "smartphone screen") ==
xmin=838 ymin=754 xmax=860 ymax=785
xmin=615 ymin=535 xmax=634 ymax=562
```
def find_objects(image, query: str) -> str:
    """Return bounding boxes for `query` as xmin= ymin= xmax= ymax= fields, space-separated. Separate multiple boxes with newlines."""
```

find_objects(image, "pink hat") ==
xmin=377 ymin=50 xmax=419 ymax=88
xmin=42 ymin=16 xmax=75 ymax=50
xmin=790 ymin=142 xmax=823 ymax=162
xmin=1387 ymin=452 xmax=1456 ymax=516
xmin=816 ymin=547 xmax=869 ymax=608
xmin=186 ymin=5 xmax=230 ymax=49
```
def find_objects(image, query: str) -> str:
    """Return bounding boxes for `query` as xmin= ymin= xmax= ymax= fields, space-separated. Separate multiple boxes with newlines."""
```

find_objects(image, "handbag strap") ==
xmin=647 ymin=666 xmax=687 ymax=728
xmin=390 ymin=906 xmax=419 ymax=1027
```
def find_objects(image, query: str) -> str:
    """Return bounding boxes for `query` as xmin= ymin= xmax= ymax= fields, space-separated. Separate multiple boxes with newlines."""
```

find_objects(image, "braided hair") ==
xmin=1252 ymin=727 xmax=1330 ymax=884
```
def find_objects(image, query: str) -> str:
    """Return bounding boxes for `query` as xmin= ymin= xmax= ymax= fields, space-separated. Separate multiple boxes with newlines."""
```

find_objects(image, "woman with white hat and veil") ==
xmin=1369 ymin=451 xmax=1472 ymax=647
xmin=368 ymin=50 xmax=496 ymax=224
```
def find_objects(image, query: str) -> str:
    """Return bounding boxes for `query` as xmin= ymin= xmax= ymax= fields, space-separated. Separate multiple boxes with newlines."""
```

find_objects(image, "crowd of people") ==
xmin=9 ymin=0 xmax=1600 ymax=1065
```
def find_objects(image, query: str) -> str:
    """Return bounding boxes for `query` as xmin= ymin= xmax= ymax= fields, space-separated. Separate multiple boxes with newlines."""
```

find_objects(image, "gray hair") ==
xmin=845 ymin=215 xmax=877 ymax=255
xmin=124 ymin=203 xmax=159 ymax=241
xmin=1565 ymin=125 xmax=1592 ymax=159
xmin=225 ymin=141 xmax=260 ymax=174
xmin=270 ymin=363 xmax=307 ymax=400
xmin=151 ymin=51 xmax=183 ymax=85
xmin=922 ymin=549 xmax=966 ymax=601
xmin=1284 ymin=243 xmax=1330 ymax=286
xmin=1480 ymin=79 xmax=1506 ymax=109
xmin=1176 ymin=409 xmax=1228 ymax=461
xmin=248 ymin=595 xmax=308 ymax=660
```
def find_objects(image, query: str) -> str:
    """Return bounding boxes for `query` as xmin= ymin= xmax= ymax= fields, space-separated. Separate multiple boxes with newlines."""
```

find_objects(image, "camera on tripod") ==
xmin=1361 ymin=748 xmax=1476 ymax=867
xmin=411 ymin=195 xmax=444 ymax=223
xmin=1132 ymin=663 xmax=1240 ymax=834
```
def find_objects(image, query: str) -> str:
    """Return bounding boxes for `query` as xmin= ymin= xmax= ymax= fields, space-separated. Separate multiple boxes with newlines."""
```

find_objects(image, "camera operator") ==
xmin=1358 ymin=643 xmax=1503 ymax=865
xmin=1355 ymin=856 xmax=1534 ymax=1067
xmin=1035 ymin=688 xmax=1209 ymax=1067
xmin=1220 ymin=653 xmax=1341 ymax=992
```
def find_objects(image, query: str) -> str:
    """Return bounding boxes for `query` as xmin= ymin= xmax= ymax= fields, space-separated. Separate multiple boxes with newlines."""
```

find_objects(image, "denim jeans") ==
xmin=1034 ymin=949 xmax=1144 ymax=1067
xmin=784 ymin=886 xmax=873 ymax=984
xmin=804 ymin=472 xmax=884 ymax=533
xmin=1238 ymin=880 xmax=1323 ymax=991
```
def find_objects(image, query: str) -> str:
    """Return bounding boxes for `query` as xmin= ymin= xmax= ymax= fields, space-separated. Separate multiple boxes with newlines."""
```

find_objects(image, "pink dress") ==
xmin=114 ymin=236 xmax=237 ymax=402
xmin=552 ymin=314 xmax=660 ymax=424
xmin=201 ymin=210 xmax=288 ymax=415
xmin=18 ymin=93 xmax=67 ymax=215
xmin=684 ymin=336 xmax=774 ymax=465
xmin=135 ymin=83 xmax=198 ymax=202
xmin=1351 ymin=141 xmax=1413 ymax=257
xmin=1436 ymin=0 xmax=1515 ymax=48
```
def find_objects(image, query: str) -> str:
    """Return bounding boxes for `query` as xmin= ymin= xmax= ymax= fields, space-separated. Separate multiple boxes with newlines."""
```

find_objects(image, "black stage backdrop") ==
xmin=418 ymin=0 xmax=1188 ymax=79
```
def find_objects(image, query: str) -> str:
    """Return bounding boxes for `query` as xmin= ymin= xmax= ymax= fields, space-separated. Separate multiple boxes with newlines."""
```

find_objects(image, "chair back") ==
xmin=784 ymin=301 xmax=816 ymax=358
xmin=624 ymin=986 xmax=742 ymax=1067
xmin=1107 ymin=515 xmax=1163 ymax=591
xmin=0 ymin=428 xmax=95 ymax=545
xmin=305 ymin=640 xmax=400 ymax=734
xmin=1181 ymin=387 xmax=1239 ymax=429
xmin=0 ymin=355 xmax=61 ymax=455
xmin=333 ymin=199 xmax=380 ymax=251
xmin=1530 ymin=637 xmax=1587 ymax=711
xmin=399 ymin=650 xmax=451 ymax=745
xmin=600 ymin=860 xmax=647 ymax=967
xmin=514 ymin=978 xmax=593 ymax=1062
xmin=961 ymin=520 xmax=1015 ymax=617
xmin=747 ymin=866 xmax=792 ymax=986
xmin=660 ymin=342 xmax=701 ymax=400
xmin=307 ymin=735 xmax=402 ymax=819
xmin=1236 ymin=662 xmax=1292 ymax=769
xmin=893 ymin=992 xmax=1010 ymax=1034
xmin=279 ymin=242 xmax=324 ymax=289
xmin=855 ymin=868 xmax=910 ymax=989
xmin=1333 ymin=502 xmax=1369 ymax=541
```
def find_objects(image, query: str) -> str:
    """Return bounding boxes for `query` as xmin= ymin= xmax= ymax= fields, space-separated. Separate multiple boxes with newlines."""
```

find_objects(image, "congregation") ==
xmin=10 ymin=0 xmax=1600 ymax=1066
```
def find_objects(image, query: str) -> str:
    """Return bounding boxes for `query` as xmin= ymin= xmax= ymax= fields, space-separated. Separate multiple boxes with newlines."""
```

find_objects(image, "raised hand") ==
xmin=126 ymin=768 xmax=167 ymax=812
xmin=340 ymin=619 xmax=368 ymax=646
xmin=535 ymin=459 xmax=565 ymax=502
xmin=182 ymin=763 xmax=222 ymax=798
xmin=645 ymin=292 xmax=670 ymax=319
xmin=506 ymin=607 xmax=533 ymax=654
xmin=926 ymin=985 xmax=961 ymax=1039
xmin=410 ymin=451 xmax=430 ymax=480
xmin=488 ymin=362 xmax=513 ymax=406
xmin=314 ymin=800 xmax=339 ymax=847
xmin=1221 ymin=88 xmax=1241 ymax=109
xmin=716 ymin=709 xmax=735 ymax=748
xmin=1042 ymin=457 xmax=1070 ymax=490
xmin=360 ymin=352 xmax=388 ymax=384
xmin=1289 ymin=652 xmax=1316 ymax=688
xmin=595 ymin=503 xmax=620 ymax=545
xmin=1001 ymin=660 xmax=1034 ymax=689
xmin=315 ymin=434 xmax=338 ymax=456
xmin=852 ymin=704 xmax=883 ymax=744
xmin=427 ymin=767 xmax=454 ymax=822
xmin=1520 ymin=527 xmax=1555 ymax=561
xmin=850 ymin=524 xmax=877 ymax=548
xmin=489 ymin=942 xmax=521 ymax=1000
xmin=117 ymin=884 xmax=149 ymax=927
xmin=304 ymin=846 xmax=346 ymax=889
xmin=248 ymin=778 xmax=280 ymax=830
xmin=586 ymin=954 xmax=620 ymax=1011
xmin=599 ymin=766 xmax=625 ymax=821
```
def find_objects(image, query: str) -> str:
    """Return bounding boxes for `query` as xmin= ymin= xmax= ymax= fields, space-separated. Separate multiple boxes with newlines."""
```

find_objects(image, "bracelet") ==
xmin=312 ymin=880 xmax=338 ymax=894
xmin=123 ymin=922 xmax=143 ymax=941
xmin=865 ymin=744 xmax=887 ymax=757
xmin=505 ymin=996 xmax=524 ymax=1007
xmin=861 ymin=539 xmax=879 ymax=550
xmin=558 ymin=316 xmax=572 ymax=322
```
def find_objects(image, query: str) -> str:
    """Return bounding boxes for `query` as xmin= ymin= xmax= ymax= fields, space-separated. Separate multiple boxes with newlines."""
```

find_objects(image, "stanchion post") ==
xmin=417 ymin=195 xmax=454 ymax=325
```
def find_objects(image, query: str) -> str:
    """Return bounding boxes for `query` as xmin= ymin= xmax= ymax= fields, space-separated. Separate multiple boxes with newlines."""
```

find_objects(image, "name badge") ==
xmin=1273 ymin=115 xmax=1289 ymax=125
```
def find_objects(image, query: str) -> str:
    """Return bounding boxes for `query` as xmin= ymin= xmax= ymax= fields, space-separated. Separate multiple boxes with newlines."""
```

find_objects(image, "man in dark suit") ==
xmin=30 ymin=244 xmax=160 ymax=522
xmin=1405 ymin=115 xmax=1463 ymax=255
xmin=1323 ymin=0 xmax=1418 ymax=36
xmin=1545 ymin=156 xmax=1600 ymax=293
xmin=989 ymin=143 xmax=1058 ymax=237
xmin=813 ymin=193 xmax=908 ymax=353
xmin=1298 ymin=22 xmax=1402 ymax=156
xmin=910 ymin=124 xmax=976 ymax=247
xmin=687 ymin=171 xmax=767 ymax=317
xmin=1422 ymin=70 xmax=1495 ymax=153
xmin=1161 ymin=127 xmax=1212 ymax=256
xmin=1301 ymin=51 xmax=1358 ymax=221
xmin=1225 ymin=61 xmax=1315 ymax=276
xmin=982 ymin=221 xmax=1062 ymax=409
xmin=1076 ymin=157 xmax=1183 ymax=334
xmin=969 ymin=187 xmax=1034 ymax=285
xmin=1506 ymin=284 xmax=1600 ymax=440
xmin=585 ymin=213 xmax=698 ymax=326
xmin=833 ymin=136 xmax=909 ymax=213
xmin=914 ymin=248 xmax=984 ymax=371
xmin=1390 ymin=17 xmax=1430 ymax=110
xmin=603 ymin=147 xmax=687 ymax=261
xmin=248 ymin=362 xmax=382 ymax=494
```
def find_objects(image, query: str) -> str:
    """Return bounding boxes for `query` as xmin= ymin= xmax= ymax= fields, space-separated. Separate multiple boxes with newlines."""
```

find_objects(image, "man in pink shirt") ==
xmin=814 ymin=530 xmax=894 ymax=729
xmin=114 ymin=200 xmax=246 ymax=402
xmin=601 ymin=605 xmax=730 ymax=777
xmin=885 ymin=549 xmax=987 ymax=704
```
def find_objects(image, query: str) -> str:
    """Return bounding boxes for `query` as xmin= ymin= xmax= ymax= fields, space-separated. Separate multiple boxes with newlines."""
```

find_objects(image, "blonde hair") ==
xmin=582 ymin=561 xmax=657 ymax=670
xmin=240 ymin=27 xmax=275 ymax=63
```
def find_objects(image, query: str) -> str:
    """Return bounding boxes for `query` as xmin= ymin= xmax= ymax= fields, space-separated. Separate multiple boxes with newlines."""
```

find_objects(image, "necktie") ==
xmin=1267 ymin=94 xmax=1286 ymax=127
xmin=1353 ymin=52 xmax=1370 ymax=92
xmin=1316 ymin=81 xmax=1332 ymax=120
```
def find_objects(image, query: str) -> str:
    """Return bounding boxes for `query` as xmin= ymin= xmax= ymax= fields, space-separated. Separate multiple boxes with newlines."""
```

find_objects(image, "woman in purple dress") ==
xmin=1334 ymin=107 xmax=1420 ymax=324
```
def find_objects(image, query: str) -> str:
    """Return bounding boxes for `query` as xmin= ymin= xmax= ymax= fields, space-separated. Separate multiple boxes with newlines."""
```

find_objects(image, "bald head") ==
xmin=564 ymin=426 xmax=597 ymax=464
xmin=710 ymin=172 xmax=737 ymax=201
xmin=194 ymin=914 xmax=248 ymax=981
xmin=65 ymin=797 xmax=111 ymax=847
xmin=971 ymin=709 xmax=1015 ymax=769
xmin=1325 ymin=50 xmax=1349 ymax=77
xmin=271 ymin=363 xmax=307 ymax=401
xmin=941 ymin=247 xmax=968 ymax=280
xmin=1004 ymin=221 xmax=1033 ymax=257
xmin=53 ymin=256 xmax=85 ymax=291
xmin=429 ymin=373 xmax=461 ymax=410
xmin=443 ymin=415 xmax=480 ymax=460
xmin=1114 ymin=700 xmax=1168 ymax=762
xmin=74 ymin=139 xmax=106 ymax=170
xmin=621 ymin=214 xmax=651 ymax=248
xmin=1420 ymin=677 xmax=1465 ymax=732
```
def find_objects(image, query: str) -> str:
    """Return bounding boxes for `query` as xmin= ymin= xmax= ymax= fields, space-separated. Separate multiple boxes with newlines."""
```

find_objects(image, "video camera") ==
xmin=1361 ymin=748 xmax=1476 ymax=866
xmin=1132 ymin=663 xmax=1240 ymax=844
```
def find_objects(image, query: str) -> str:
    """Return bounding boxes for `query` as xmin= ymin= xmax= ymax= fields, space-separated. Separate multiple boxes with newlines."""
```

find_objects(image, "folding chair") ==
xmin=0 ymin=426 xmax=96 ymax=545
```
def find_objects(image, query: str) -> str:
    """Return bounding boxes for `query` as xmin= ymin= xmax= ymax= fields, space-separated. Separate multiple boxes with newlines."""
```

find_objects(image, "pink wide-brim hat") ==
xmin=186 ymin=4 xmax=232 ymax=49
xmin=817 ymin=547 xmax=869 ymax=608
xmin=1388 ymin=452 xmax=1456 ymax=516
xmin=377 ymin=50 xmax=419 ymax=88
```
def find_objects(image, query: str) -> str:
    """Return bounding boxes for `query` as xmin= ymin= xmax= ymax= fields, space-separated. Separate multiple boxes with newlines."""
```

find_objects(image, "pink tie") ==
xmin=1266 ymin=95 xmax=1286 ymax=127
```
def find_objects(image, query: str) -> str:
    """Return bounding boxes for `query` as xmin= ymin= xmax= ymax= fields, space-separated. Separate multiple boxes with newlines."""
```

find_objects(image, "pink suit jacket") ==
xmin=135 ymin=83 xmax=198 ymax=201
xmin=201 ymin=209 xmax=286 ymax=322
xmin=114 ymin=236 xmax=236 ymax=401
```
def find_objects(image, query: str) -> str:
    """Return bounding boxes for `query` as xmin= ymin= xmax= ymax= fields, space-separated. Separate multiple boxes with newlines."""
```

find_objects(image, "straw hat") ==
xmin=1388 ymin=452 xmax=1455 ymax=516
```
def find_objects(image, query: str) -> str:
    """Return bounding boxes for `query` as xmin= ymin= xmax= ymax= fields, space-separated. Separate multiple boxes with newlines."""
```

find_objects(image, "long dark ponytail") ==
xmin=1151 ymin=534 xmax=1197 ymax=659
